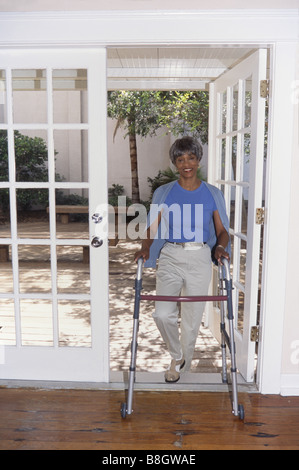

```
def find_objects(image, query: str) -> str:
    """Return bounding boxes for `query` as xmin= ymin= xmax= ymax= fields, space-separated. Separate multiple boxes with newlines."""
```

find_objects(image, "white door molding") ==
xmin=0 ymin=10 xmax=298 ymax=48
xmin=257 ymin=42 xmax=298 ymax=394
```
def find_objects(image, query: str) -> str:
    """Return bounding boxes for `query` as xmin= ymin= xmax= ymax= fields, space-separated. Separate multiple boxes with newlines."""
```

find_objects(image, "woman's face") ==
xmin=175 ymin=153 xmax=199 ymax=179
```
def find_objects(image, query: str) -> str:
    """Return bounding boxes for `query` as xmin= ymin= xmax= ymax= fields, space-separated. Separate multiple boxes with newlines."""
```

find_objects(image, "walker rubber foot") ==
xmin=121 ymin=403 xmax=127 ymax=419
xmin=238 ymin=404 xmax=245 ymax=421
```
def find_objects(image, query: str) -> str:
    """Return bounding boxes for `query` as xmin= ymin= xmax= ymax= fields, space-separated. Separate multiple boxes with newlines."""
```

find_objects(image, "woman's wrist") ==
xmin=216 ymin=244 xmax=226 ymax=251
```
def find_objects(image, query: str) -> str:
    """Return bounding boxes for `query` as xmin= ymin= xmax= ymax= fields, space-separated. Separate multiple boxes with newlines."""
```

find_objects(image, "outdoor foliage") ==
xmin=107 ymin=90 xmax=209 ymax=204
xmin=108 ymin=183 xmax=128 ymax=207
xmin=160 ymin=91 xmax=209 ymax=144
xmin=0 ymin=130 xmax=79 ymax=213
xmin=0 ymin=130 xmax=49 ymax=211
xmin=107 ymin=90 xmax=209 ymax=142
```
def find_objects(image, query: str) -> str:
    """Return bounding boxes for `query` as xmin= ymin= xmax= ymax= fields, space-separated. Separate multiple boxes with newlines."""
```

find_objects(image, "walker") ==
xmin=120 ymin=257 xmax=245 ymax=421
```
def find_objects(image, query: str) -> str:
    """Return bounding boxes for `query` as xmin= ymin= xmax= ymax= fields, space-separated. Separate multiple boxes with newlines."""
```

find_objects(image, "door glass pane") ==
xmin=232 ymin=83 xmax=239 ymax=132
xmin=221 ymin=91 xmax=227 ymax=134
xmin=0 ymin=246 xmax=12 ymax=293
xmin=230 ymin=195 xmax=235 ymax=231
xmin=220 ymin=138 xmax=226 ymax=180
xmin=20 ymin=299 xmax=53 ymax=346
xmin=242 ymin=133 xmax=251 ymax=185
xmin=18 ymin=245 xmax=51 ymax=294
xmin=55 ymin=188 xmax=89 ymax=239
xmin=58 ymin=300 xmax=91 ymax=347
xmin=0 ymin=130 xmax=9 ymax=182
xmin=230 ymin=235 xmax=235 ymax=266
xmin=12 ymin=69 xmax=47 ymax=124
xmin=53 ymin=69 xmax=88 ymax=124
xmin=0 ymin=71 xmax=7 ymax=124
xmin=239 ymin=239 xmax=247 ymax=285
xmin=236 ymin=289 xmax=245 ymax=334
xmin=0 ymin=189 xmax=10 ymax=237
xmin=244 ymin=76 xmax=252 ymax=128
xmin=15 ymin=130 xmax=48 ymax=183
xmin=57 ymin=245 xmax=90 ymax=294
xmin=231 ymin=135 xmax=237 ymax=181
xmin=241 ymin=133 xmax=250 ymax=234
xmin=54 ymin=130 xmax=88 ymax=183
xmin=17 ymin=189 xmax=50 ymax=239
xmin=241 ymin=189 xmax=249 ymax=235
xmin=0 ymin=299 xmax=15 ymax=345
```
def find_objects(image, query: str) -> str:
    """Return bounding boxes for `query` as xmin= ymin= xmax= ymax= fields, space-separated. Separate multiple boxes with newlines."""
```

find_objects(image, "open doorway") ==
xmin=107 ymin=46 xmax=268 ymax=386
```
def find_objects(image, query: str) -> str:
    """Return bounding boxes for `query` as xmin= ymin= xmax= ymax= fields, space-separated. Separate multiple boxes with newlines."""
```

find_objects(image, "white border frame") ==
xmin=0 ymin=9 xmax=298 ymax=393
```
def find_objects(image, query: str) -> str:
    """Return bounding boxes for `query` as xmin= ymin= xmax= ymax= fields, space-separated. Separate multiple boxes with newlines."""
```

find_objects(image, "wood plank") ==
xmin=0 ymin=245 xmax=9 ymax=262
xmin=47 ymin=205 xmax=127 ymax=214
xmin=47 ymin=206 xmax=89 ymax=214
xmin=0 ymin=389 xmax=298 ymax=450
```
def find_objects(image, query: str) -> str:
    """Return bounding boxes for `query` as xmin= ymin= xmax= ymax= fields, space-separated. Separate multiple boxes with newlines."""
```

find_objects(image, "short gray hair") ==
xmin=169 ymin=136 xmax=203 ymax=164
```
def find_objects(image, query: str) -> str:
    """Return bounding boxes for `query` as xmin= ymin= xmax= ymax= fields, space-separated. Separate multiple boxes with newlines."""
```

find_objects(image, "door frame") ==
xmin=0 ymin=48 xmax=109 ymax=383
xmin=0 ymin=9 xmax=297 ymax=393
xmin=256 ymin=42 xmax=297 ymax=394
xmin=207 ymin=49 xmax=267 ymax=383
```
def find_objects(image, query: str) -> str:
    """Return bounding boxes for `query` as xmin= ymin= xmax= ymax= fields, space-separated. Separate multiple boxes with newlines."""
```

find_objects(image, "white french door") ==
xmin=0 ymin=49 xmax=109 ymax=382
xmin=208 ymin=49 xmax=267 ymax=382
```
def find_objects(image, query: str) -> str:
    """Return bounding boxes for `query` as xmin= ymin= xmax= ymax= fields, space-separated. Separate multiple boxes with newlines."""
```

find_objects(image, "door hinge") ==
xmin=256 ymin=207 xmax=265 ymax=225
xmin=250 ymin=326 xmax=260 ymax=343
xmin=260 ymin=80 xmax=269 ymax=99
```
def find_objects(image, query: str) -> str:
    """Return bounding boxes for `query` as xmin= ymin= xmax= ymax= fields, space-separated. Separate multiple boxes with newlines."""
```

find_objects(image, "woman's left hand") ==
xmin=215 ymin=245 xmax=230 ymax=265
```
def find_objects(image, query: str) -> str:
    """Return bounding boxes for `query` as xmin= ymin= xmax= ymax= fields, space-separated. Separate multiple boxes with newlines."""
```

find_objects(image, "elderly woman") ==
xmin=135 ymin=136 xmax=230 ymax=383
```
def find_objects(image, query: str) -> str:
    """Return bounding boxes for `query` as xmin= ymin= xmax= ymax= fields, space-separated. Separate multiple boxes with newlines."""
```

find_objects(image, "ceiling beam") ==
xmin=107 ymin=80 xmax=209 ymax=91
xmin=107 ymin=67 xmax=226 ymax=79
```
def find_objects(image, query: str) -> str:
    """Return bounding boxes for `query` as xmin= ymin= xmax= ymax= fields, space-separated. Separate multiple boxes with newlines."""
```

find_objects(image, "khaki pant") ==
xmin=153 ymin=243 xmax=212 ymax=372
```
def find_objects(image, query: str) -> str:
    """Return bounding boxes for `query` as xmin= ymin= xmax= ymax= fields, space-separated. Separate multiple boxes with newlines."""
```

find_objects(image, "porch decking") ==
xmin=0 ymin=217 xmax=224 ymax=376
xmin=0 ymin=388 xmax=298 ymax=450
xmin=109 ymin=240 xmax=223 ymax=375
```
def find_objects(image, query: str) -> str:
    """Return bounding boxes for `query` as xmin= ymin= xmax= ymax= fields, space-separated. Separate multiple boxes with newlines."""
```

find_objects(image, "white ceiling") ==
xmin=107 ymin=47 xmax=256 ymax=90
xmin=4 ymin=47 xmax=258 ymax=92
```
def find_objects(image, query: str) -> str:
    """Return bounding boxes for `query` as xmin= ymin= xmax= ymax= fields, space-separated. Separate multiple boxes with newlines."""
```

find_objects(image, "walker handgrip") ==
xmin=136 ymin=257 xmax=144 ymax=281
xmin=221 ymin=257 xmax=231 ymax=281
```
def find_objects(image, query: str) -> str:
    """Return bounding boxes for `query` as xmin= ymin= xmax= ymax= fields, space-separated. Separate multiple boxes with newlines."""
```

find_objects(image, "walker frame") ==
xmin=121 ymin=257 xmax=245 ymax=421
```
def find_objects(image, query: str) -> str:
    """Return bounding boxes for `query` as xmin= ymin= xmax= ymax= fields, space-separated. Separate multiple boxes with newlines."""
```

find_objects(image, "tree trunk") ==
xmin=129 ymin=131 xmax=140 ymax=204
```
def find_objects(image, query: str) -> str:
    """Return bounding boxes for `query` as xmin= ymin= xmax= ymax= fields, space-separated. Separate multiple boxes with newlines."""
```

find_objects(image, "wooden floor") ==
xmin=0 ymin=388 xmax=299 ymax=450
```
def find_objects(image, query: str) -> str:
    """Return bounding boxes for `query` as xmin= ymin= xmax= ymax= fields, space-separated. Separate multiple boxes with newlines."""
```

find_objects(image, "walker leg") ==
xmin=126 ymin=318 xmax=139 ymax=416
xmin=121 ymin=259 xmax=143 ymax=419
xmin=222 ymin=259 xmax=245 ymax=421
xmin=219 ymin=273 xmax=228 ymax=384
xmin=228 ymin=316 xmax=240 ymax=417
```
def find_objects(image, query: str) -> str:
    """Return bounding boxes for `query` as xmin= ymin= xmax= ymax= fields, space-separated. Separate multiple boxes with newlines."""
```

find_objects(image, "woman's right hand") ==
xmin=134 ymin=225 xmax=156 ymax=263
xmin=134 ymin=248 xmax=150 ymax=263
